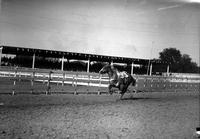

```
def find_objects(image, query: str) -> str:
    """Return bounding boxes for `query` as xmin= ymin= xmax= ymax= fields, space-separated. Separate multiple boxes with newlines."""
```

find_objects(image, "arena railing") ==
xmin=0 ymin=67 xmax=199 ymax=95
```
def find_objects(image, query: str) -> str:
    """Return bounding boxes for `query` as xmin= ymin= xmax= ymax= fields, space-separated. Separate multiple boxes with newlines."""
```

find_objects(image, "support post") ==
xmin=167 ymin=65 xmax=170 ymax=76
xmin=32 ymin=53 xmax=35 ymax=69
xmin=131 ymin=62 xmax=134 ymax=75
xmin=61 ymin=56 xmax=64 ymax=71
xmin=147 ymin=60 xmax=150 ymax=75
xmin=150 ymin=63 xmax=152 ymax=76
xmin=0 ymin=47 xmax=2 ymax=67
xmin=110 ymin=60 xmax=113 ymax=66
xmin=87 ymin=59 xmax=90 ymax=73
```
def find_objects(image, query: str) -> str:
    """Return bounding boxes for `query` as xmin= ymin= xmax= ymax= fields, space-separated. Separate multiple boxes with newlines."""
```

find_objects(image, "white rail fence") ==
xmin=0 ymin=68 xmax=199 ymax=95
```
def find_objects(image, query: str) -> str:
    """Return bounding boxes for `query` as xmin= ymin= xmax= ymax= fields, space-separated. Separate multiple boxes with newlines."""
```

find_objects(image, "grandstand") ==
xmin=0 ymin=45 xmax=168 ymax=75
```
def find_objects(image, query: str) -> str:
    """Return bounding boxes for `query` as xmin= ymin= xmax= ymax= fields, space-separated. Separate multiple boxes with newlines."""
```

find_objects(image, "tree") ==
xmin=159 ymin=48 xmax=199 ymax=73
xmin=180 ymin=54 xmax=191 ymax=72
xmin=180 ymin=54 xmax=199 ymax=73
xmin=159 ymin=48 xmax=182 ymax=72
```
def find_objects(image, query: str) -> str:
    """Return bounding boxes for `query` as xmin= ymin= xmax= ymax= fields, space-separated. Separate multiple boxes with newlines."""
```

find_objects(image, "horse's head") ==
xmin=99 ymin=64 xmax=113 ymax=74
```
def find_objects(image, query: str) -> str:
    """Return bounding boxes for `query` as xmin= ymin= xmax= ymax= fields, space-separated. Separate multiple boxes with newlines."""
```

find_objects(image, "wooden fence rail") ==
xmin=0 ymin=68 xmax=199 ymax=95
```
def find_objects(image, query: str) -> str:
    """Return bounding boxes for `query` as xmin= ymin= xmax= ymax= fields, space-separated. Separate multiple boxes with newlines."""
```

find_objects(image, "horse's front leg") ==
xmin=108 ymin=84 xmax=114 ymax=95
xmin=119 ymin=85 xmax=127 ymax=100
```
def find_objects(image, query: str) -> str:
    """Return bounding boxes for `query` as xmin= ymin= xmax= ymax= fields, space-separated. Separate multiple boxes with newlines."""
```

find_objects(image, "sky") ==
xmin=0 ymin=0 xmax=199 ymax=65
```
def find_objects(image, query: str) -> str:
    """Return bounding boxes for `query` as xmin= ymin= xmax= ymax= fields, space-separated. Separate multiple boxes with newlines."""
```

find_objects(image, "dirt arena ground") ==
xmin=0 ymin=92 xmax=199 ymax=139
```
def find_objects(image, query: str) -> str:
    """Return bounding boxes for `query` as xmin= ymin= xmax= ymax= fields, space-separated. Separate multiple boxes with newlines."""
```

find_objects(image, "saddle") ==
xmin=118 ymin=71 xmax=129 ymax=78
xmin=111 ymin=71 xmax=129 ymax=87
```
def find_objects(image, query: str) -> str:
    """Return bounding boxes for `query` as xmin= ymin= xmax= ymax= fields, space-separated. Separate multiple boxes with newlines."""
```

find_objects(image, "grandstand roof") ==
xmin=1 ymin=45 xmax=168 ymax=65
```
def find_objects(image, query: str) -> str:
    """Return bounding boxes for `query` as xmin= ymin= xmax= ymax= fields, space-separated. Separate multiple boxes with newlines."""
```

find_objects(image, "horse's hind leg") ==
xmin=120 ymin=93 xmax=125 ymax=100
xmin=120 ymin=89 xmax=127 ymax=100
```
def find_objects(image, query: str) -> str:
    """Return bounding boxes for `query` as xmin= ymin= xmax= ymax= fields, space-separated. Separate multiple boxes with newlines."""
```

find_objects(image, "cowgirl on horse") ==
xmin=99 ymin=64 xmax=136 ymax=99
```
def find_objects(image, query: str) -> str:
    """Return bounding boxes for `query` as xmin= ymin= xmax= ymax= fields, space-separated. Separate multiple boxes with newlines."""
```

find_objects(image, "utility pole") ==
xmin=147 ymin=41 xmax=154 ymax=75
xmin=0 ymin=46 xmax=2 ymax=67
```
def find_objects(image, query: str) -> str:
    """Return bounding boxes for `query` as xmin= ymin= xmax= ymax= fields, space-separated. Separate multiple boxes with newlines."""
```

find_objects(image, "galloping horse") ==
xmin=99 ymin=64 xmax=136 ymax=99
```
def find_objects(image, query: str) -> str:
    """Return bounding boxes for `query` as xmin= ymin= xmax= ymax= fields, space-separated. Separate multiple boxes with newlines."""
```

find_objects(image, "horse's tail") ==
xmin=132 ymin=76 xmax=136 ymax=86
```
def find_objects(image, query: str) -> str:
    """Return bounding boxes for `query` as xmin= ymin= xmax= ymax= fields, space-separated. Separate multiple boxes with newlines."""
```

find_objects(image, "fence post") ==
xmin=46 ymin=71 xmax=52 ymax=95
xmin=31 ymin=71 xmax=35 ymax=94
xmin=175 ymin=77 xmax=178 ymax=92
xmin=12 ymin=79 xmax=16 ymax=95
xmin=62 ymin=72 xmax=65 ymax=86
xmin=19 ymin=72 xmax=21 ymax=81
xmin=143 ymin=78 xmax=146 ymax=88
xmin=43 ymin=74 xmax=45 ymax=84
xmin=186 ymin=77 xmax=189 ymax=91
xmin=12 ymin=69 xmax=17 ymax=95
xmin=87 ymin=75 xmax=90 ymax=94
xmin=72 ymin=75 xmax=75 ymax=87
xmin=74 ymin=74 xmax=77 ymax=95
xmin=150 ymin=77 xmax=153 ymax=92
xmin=133 ymin=77 xmax=137 ymax=93
xmin=98 ymin=75 xmax=102 ymax=95
xmin=163 ymin=78 xmax=166 ymax=91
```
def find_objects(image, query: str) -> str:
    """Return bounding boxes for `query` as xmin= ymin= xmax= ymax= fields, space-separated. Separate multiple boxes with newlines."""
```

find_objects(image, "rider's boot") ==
xmin=115 ymin=82 xmax=120 ymax=87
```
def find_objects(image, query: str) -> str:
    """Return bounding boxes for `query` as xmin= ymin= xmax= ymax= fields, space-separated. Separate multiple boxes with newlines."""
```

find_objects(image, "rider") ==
xmin=110 ymin=65 xmax=128 ymax=87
